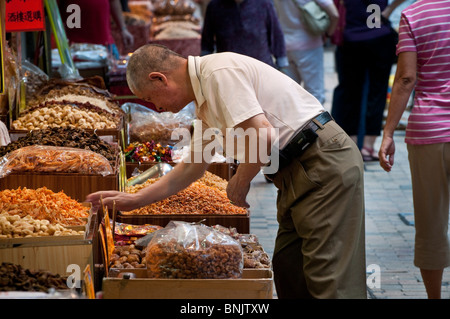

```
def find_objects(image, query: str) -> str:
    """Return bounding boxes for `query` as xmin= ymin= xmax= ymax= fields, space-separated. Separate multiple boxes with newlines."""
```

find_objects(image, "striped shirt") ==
xmin=397 ymin=0 xmax=450 ymax=145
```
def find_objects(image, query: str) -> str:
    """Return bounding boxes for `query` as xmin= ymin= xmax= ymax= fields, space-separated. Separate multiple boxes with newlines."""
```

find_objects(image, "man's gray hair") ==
xmin=126 ymin=44 xmax=184 ymax=94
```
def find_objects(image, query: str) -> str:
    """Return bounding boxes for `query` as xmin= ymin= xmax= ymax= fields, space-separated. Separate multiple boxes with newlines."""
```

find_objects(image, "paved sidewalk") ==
xmin=247 ymin=46 xmax=450 ymax=299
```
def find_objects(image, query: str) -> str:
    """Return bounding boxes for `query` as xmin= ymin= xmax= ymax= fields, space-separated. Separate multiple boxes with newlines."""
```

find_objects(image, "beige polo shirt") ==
xmin=187 ymin=52 xmax=324 ymax=156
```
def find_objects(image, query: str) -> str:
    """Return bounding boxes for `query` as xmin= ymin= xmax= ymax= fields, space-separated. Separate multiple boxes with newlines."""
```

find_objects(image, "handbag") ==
xmin=330 ymin=0 xmax=346 ymax=46
xmin=293 ymin=0 xmax=330 ymax=36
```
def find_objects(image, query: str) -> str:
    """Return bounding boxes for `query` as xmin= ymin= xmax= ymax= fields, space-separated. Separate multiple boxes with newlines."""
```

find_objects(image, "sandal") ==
xmin=361 ymin=147 xmax=379 ymax=162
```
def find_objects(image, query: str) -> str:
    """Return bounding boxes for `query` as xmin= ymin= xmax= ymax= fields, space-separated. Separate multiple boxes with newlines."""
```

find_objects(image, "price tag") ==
xmin=83 ymin=264 xmax=95 ymax=299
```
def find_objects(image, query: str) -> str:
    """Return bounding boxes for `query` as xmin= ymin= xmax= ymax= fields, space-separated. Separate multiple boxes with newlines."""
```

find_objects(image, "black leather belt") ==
xmin=265 ymin=112 xmax=333 ymax=179
xmin=281 ymin=111 xmax=333 ymax=160
xmin=302 ymin=111 xmax=333 ymax=134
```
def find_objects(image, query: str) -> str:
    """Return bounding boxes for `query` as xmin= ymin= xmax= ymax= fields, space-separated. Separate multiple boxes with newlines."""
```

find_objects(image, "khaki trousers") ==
xmin=272 ymin=120 xmax=366 ymax=299
xmin=407 ymin=143 xmax=450 ymax=270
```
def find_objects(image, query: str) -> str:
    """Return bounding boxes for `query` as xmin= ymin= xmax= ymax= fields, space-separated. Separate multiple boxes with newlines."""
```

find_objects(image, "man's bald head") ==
xmin=126 ymin=44 xmax=185 ymax=95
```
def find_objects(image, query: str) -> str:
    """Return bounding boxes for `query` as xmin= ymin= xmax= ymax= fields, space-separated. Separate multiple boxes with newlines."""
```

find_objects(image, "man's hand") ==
xmin=226 ymin=174 xmax=251 ymax=208
xmin=378 ymin=135 xmax=396 ymax=172
xmin=85 ymin=190 xmax=139 ymax=212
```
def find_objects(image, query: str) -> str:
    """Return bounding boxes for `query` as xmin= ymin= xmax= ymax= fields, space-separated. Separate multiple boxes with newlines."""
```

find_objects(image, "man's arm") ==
xmin=226 ymin=113 xmax=277 ymax=208
xmin=86 ymin=160 xmax=209 ymax=211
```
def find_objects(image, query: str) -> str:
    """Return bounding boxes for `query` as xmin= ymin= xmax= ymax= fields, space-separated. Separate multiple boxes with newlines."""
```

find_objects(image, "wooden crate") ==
xmin=0 ymin=171 xmax=120 ymax=203
xmin=0 ymin=208 xmax=98 ymax=279
xmin=126 ymin=162 xmax=238 ymax=181
xmin=116 ymin=212 xmax=250 ymax=234
xmin=102 ymin=268 xmax=273 ymax=299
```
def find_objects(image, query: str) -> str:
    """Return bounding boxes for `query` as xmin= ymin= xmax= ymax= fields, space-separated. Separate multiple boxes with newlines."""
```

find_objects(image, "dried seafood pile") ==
xmin=123 ymin=171 xmax=247 ymax=215
xmin=0 ymin=187 xmax=90 ymax=226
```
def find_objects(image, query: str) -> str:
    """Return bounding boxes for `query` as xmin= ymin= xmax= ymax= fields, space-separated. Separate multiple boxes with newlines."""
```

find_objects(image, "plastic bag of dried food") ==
xmin=146 ymin=221 xmax=243 ymax=279
xmin=21 ymin=60 xmax=50 ymax=103
xmin=123 ymin=102 xmax=194 ymax=146
xmin=0 ymin=44 xmax=20 ymax=116
xmin=0 ymin=145 xmax=114 ymax=177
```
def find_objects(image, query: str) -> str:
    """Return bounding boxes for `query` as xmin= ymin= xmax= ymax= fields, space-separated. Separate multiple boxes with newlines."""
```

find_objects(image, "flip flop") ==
xmin=361 ymin=147 xmax=379 ymax=162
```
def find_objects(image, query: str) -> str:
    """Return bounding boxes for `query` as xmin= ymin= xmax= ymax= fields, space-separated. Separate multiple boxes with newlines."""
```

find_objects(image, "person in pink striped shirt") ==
xmin=379 ymin=0 xmax=450 ymax=299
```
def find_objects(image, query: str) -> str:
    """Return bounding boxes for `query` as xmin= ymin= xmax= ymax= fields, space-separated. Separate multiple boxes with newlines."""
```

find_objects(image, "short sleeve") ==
xmin=397 ymin=13 xmax=417 ymax=55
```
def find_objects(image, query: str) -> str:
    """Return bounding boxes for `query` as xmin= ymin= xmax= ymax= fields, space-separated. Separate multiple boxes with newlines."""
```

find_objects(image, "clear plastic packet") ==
xmin=122 ymin=102 xmax=195 ymax=146
xmin=20 ymin=60 xmax=49 ymax=103
xmin=0 ymin=145 xmax=114 ymax=177
xmin=0 ymin=44 xmax=20 ymax=116
xmin=146 ymin=221 xmax=244 ymax=279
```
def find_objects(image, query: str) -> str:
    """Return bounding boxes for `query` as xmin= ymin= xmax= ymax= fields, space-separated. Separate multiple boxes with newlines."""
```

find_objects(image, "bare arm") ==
xmin=109 ymin=0 xmax=134 ymax=49
xmin=226 ymin=113 xmax=277 ymax=208
xmin=379 ymin=51 xmax=416 ymax=172
xmin=86 ymin=160 xmax=209 ymax=211
xmin=382 ymin=0 xmax=407 ymax=20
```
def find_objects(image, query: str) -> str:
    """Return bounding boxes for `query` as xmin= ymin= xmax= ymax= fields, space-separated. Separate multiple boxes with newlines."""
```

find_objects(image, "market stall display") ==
xmin=0 ymin=212 xmax=85 ymax=239
xmin=102 ymin=220 xmax=273 ymax=299
xmin=10 ymin=76 xmax=125 ymax=146
xmin=123 ymin=171 xmax=247 ymax=216
xmin=213 ymin=225 xmax=271 ymax=270
xmin=110 ymin=244 xmax=147 ymax=269
xmin=125 ymin=102 xmax=194 ymax=146
xmin=125 ymin=141 xmax=173 ymax=163
xmin=27 ymin=81 xmax=123 ymax=118
xmin=0 ymin=126 xmax=118 ymax=161
xmin=3 ymin=75 xmax=123 ymax=203
xmin=117 ymin=171 xmax=249 ymax=232
xmin=12 ymin=102 xmax=119 ymax=131
xmin=113 ymin=221 xmax=163 ymax=246
xmin=0 ymin=1 xmax=275 ymax=298
xmin=0 ymin=262 xmax=69 ymax=292
xmin=0 ymin=145 xmax=114 ymax=177
xmin=146 ymin=221 xmax=243 ymax=279
xmin=0 ymin=187 xmax=90 ymax=226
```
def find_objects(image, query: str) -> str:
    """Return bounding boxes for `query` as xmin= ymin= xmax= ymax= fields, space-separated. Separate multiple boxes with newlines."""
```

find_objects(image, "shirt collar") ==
xmin=188 ymin=56 xmax=206 ymax=108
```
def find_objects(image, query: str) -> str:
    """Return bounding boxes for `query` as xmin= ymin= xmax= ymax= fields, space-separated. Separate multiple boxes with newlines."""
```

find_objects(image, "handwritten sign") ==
xmin=5 ymin=0 xmax=45 ymax=32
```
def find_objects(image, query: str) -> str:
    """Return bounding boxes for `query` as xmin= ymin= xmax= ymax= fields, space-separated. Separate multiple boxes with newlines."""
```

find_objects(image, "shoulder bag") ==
xmin=292 ymin=0 xmax=330 ymax=36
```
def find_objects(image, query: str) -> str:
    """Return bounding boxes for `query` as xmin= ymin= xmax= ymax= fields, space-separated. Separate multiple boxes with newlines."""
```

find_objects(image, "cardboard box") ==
xmin=102 ymin=268 xmax=273 ymax=299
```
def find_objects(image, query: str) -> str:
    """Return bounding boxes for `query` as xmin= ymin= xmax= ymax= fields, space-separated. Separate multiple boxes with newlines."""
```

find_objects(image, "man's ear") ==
xmin=148 ymin=72 xmax=168 ymax=85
